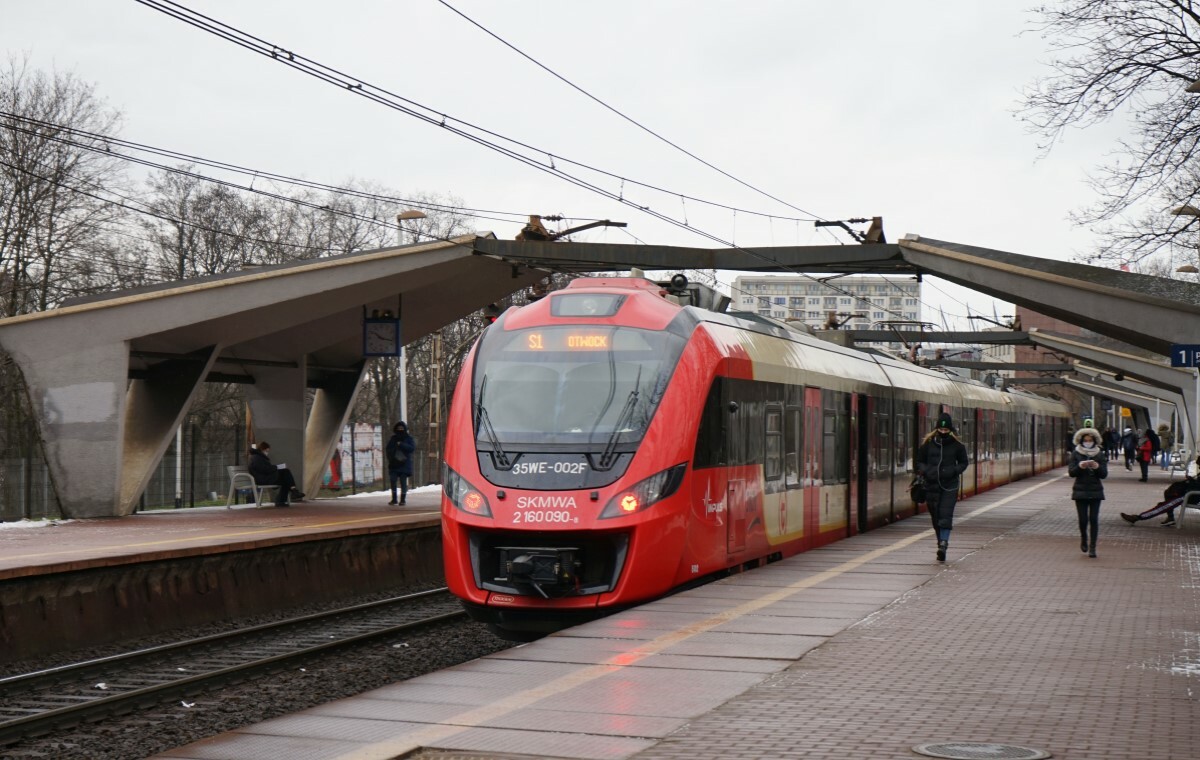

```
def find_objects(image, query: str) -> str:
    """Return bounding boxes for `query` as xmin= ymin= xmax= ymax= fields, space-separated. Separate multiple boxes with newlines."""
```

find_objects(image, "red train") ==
xmin=441 ymin=274 xmax=1069 ymax=637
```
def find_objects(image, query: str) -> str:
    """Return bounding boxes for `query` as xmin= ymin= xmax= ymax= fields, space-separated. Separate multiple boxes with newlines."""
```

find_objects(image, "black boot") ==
xmin=1088 ymin=542 xmax=1097 ymax=558
xmin=936 ymin=540 xmax=947 ymax=562
xmin=1081 ymin=536 xmax=1088 ymax=553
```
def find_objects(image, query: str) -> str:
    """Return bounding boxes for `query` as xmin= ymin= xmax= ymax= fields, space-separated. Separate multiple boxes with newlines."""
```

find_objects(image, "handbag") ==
xmin=909 ymin=473 xmax=926 ymax=505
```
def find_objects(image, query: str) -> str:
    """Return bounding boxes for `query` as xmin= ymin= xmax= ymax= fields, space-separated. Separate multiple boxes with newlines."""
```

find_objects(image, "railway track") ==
xmin=0 ymin=587 xmax=464 ymax=747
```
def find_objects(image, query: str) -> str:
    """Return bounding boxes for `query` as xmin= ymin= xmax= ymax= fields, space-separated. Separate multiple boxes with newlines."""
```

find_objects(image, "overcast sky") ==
xmin=2 ymin=0 xmax=1128 ymax=328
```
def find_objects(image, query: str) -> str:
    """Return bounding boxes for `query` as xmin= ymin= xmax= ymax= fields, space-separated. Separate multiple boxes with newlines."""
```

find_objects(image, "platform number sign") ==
xmin=1170 ymin=344 xmax=1200 ymax=368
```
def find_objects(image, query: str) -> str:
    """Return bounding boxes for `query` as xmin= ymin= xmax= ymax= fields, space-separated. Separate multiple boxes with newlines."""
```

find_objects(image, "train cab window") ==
xmin=765 ymin=406 xmax=783 ymax=481
xmin=550 ymin=294 xmax=626 ymax=317
xmin=472 ymin=325 xmax=685 ymax=445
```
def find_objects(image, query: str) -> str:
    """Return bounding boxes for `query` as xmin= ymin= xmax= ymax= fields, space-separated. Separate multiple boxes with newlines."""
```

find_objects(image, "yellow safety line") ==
xmin=330 ymin=473 xmax=1065 ymax=760
xmin=3 ymin=512 xmax=440 ymax=561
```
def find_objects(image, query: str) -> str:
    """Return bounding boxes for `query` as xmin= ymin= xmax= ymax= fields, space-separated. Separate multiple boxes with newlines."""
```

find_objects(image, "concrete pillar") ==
xmin=304 ymin=364 xmax=367 ymax=498
xmin=245 ymin=362 xmax=308 ymax=491
xmin=119 ymin=347 xmax=220 ymax=514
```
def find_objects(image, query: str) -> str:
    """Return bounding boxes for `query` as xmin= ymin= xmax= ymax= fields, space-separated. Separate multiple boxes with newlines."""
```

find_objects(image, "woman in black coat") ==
xmin=916 ymin=413 xmax=970 ymax=563
xmin=385 ymin=421 xmax=416 ymax=505
xmin=1068 ymin=426 xmax=1107 ymax=558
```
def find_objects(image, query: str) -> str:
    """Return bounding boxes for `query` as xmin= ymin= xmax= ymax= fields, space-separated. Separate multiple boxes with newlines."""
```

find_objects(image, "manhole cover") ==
xmin=913 ymin=742 xmax=1051 ymax=760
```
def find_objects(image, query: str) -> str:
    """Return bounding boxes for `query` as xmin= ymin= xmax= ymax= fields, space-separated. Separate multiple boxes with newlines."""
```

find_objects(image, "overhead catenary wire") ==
xmin=434 ymin=0 xmax=826 ymax=222
xmin=0 ymin=111 xmax=532 ymax=229
xmin=131 ymin=0 xmax=820 ymax=225
xmin=133 ymin=0 xmax=916 ymax=323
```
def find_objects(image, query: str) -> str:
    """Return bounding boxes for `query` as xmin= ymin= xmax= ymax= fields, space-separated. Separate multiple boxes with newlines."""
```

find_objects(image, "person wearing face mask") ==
xmin=1068 ymin=426 xmax=1107 ymax=557
xmin=916 ymin=413 xmax=970 ymax=562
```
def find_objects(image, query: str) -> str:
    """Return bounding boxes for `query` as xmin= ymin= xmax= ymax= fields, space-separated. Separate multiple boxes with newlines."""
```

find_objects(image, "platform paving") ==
xmin=154 ymin=463 xmax=1199 ymax=760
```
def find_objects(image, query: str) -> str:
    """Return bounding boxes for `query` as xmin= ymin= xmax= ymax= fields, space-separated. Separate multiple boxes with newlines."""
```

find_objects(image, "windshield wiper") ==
xmin=597 ymin=366 xmax=641 ymax=470
xmin=475 ymin=377 xmax=511 ymax=469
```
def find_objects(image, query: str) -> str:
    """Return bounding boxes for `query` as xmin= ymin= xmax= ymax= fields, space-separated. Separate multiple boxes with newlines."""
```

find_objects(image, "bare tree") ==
xmin=0 ymin=60 xmax=127 ymax=466
xmin=1020 ymin=1 xmax=1200 ymax=268
xmin=0 ymin=59 xmax=126 ymax=316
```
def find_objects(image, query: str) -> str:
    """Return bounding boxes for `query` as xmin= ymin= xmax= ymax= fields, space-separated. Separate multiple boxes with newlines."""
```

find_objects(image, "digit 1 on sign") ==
xmin=1170 ymin=344 xmax=1200 ymax=367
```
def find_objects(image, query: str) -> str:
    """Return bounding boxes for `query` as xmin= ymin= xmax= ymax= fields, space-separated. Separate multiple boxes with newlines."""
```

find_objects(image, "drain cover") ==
xmin=913 ymin=742 xmax=1051 ymax=760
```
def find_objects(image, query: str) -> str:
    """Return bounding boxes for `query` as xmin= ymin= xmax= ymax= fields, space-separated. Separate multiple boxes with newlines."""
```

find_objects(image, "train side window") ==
xmin=822 ymin=389 xmax=848 ymax=485
xmin=785 ymin=407 xmax=801 ymax=488
xmin=875 ymin=395 xmax=892 ymax=476
xmin=765 ymin=405 xmax=783 ymax=481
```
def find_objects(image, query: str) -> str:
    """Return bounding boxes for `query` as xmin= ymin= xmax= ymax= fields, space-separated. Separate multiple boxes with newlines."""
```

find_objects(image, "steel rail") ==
xmin=0 ymin=588 xmax=463 ymax=746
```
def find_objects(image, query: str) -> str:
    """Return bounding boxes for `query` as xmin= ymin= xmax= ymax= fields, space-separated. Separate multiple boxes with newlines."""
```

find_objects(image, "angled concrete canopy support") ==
xmin=1064 ymin=378 xmax=1159 ymax=431
xmin=303 ymin=363 xmax=366 ymax=499
xmin=898 ymin=236 xmax=1200 ymax=356
xmin=121 ymin=346 xmax=221 ymax=512
xmin=1073 ymin=365 xmax=1192 ymax=448
xmin=0 ymin=235 xmax=547 ymax=518
xmin=1026 ymin=330 xmax=1198 ymax=451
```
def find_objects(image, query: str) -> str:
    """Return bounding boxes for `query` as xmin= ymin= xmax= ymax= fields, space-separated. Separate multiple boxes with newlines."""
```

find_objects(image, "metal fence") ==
xmin=0 ymin=457 xmax=57 ymax=521
xmin=0 ymin=451 xmax=244 ymax=521
xmin=0 ymin=424 xmax=439 ymax=521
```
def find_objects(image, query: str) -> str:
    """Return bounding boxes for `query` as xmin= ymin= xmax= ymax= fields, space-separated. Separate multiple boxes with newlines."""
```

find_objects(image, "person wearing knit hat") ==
xmin=1068 ymin=426 xmax=1107 ymax=557
xmin=915 ymin=412 xmax=969 ymax=562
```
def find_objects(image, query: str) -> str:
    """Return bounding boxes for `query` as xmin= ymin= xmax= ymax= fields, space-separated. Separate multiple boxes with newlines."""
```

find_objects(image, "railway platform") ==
xmin=0 ymin=487 xmax=444 ymax=664
xmin=154 ymin=463 xmax=1198 ymax=760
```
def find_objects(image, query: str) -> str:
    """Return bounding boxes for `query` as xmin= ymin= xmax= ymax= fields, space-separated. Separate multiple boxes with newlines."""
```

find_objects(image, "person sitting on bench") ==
xmin=248 ymin=441 xmax=304 ymax=507
xmin=1121 ymin=456 xmax=1199 ymax=527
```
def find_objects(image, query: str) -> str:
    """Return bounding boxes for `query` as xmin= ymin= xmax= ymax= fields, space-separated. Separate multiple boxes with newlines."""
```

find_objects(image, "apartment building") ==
xmin=729 ymin=274 xmax=922 ymax=332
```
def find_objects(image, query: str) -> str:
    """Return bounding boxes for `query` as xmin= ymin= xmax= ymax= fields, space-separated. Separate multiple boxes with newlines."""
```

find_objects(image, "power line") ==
xmin=134 ymin=1 xmax=912 ymax=322
xmin=132 ymin=0 xmax=822 ymax=226
xmin=434 ymin=0 xmax=826 ymax=222
xmin=0 ymin=112 xmax=530 ymax=229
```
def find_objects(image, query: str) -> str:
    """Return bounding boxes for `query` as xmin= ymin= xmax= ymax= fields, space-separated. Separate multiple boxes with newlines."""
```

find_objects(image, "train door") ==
xmin=978 ymin=408 xmax=994 ymax=491
xmin=913 ymin=401 xmax=930 ymax=517
xmin=854 ymin=393 xmax=869 ymax=536
xmin=724 ymin=383 xmax=747 ymax=555
xmin=804 ymin=387 xmax=822 ymax=544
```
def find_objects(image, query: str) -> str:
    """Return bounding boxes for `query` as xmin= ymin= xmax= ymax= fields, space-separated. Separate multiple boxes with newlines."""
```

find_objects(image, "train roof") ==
xmin=687 ymin=305 xmax=1067 ymax=414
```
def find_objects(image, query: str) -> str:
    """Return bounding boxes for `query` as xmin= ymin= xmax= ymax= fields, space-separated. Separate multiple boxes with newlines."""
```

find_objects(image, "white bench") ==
xmin=1169 ymin=449 xmax=1190 ymax=479
xmin=1177 ymin=491 xmax=1200 ymax=529
xmin=225 ymin=465 xmax=279 ymax=508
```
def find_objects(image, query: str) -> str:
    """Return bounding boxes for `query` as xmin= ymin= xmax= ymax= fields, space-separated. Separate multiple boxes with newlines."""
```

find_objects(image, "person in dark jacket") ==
xmin=1102 ymin=428 xmax=1119 ymax=461
xmin=916 ymin=413 xmax=970 ymax=563
xmin=248 ymin=441 xmax=302 ymax=507
xmin=1068 ymin=426 xmax=1107 ymax=558
xmin=385 ymin=421 xmax=416 ymax=505
xmin=1120 ymin=427 xmax=1137 ymax=470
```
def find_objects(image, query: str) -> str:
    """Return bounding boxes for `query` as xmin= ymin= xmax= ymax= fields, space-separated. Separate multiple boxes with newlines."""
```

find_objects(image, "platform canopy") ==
xmin=0 ymin=235 xmax=545 ymax=517
xmin=4 ymin=231 xmax=1199 ymax=518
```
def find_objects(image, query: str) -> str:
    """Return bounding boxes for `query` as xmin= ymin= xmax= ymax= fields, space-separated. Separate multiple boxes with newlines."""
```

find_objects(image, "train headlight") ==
xmin=444 ymin=465 xmax=492 ymax=518
xmin=599 ymin=463 xmax=686 ymax=519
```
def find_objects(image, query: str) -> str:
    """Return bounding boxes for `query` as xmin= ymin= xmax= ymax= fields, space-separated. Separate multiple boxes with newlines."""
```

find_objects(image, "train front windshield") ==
xmin=472 ymin=325 xmax=685 ymax=446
